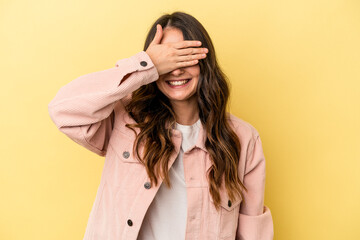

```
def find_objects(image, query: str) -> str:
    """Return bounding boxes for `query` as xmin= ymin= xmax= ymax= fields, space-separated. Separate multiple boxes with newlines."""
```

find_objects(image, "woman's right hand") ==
xmin=145 ymin=24 xmax=208 ymax=76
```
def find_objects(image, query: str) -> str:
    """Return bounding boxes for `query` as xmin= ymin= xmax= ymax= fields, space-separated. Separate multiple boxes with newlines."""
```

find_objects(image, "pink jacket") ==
xmin=48 ymin=51 xmax=274 ymax=240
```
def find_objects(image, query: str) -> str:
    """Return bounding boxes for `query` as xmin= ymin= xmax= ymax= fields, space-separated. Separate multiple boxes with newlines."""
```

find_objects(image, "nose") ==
xmin=169 ymin=68 xmax=184 ymax=76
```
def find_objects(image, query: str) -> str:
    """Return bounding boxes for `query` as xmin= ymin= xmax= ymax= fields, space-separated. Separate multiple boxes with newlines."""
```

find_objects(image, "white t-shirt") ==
xmin=137 ymin=118 xmax=201 ymax=240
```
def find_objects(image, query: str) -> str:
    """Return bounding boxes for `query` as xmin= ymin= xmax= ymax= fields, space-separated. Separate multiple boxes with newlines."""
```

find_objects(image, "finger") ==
xmin=150 ymin=24 xmax=163 ymax=45
xmin=176 ymin=47 xmax=208 ymax=56
xmin=173 ymin=40 xmax=202 ymax=49
xmin=176 ymin=53 xmax=207 ymax=62
xmin=175 ymin=59 xmax=199 ymax=68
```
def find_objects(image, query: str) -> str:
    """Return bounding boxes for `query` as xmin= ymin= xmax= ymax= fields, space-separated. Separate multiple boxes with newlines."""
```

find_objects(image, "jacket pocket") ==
xmin=211 ymin=187 xmax=242 ymax=239
xmin=104 ymin=127 xmax=146 ymax=189
xmin=108 ymin=127 xmax=141 ymax=164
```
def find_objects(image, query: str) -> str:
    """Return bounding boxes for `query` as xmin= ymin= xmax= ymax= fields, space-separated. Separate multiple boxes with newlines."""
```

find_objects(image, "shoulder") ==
xmin=227 ymin=112 xmax=260 ymax=141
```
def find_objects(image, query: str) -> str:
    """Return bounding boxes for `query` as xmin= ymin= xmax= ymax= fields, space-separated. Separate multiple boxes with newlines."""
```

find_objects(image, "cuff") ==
xmin=237 ymin=205 xmax=274 ymax=240
xmin=115 ymin=51 xmax=159 ymax=85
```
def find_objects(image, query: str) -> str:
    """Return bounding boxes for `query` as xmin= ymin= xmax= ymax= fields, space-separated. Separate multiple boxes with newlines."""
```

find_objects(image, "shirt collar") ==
xmin=168 ymin=120 xmax=207 ymax=153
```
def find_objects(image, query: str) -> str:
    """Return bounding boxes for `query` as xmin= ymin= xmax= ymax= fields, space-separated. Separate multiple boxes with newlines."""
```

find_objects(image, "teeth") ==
xmin=167 ymin=79 xmax=190 ymax=86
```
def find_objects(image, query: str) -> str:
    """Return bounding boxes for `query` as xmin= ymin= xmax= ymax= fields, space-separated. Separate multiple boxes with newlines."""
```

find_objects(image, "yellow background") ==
xmin=1 ymin=0 xmax=359 ymax=239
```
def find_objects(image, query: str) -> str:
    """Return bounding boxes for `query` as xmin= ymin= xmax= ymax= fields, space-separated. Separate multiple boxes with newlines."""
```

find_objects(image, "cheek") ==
xmin=189 ymin=65 xmax=200 ymax=75
xmin=192 ymin=79 xmax=199 ymax=90
xmin=190 ymin=69 xmax=200 ymax=83
xmin=158 ymin=76 xmax=167 ymax=85
xmin=155 ymin=80 xmax=167 ymax=94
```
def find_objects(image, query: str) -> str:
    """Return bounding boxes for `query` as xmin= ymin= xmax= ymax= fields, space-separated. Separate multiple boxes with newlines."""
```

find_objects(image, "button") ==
xmin=228 ymin=200 xmax=232 ymax=207
xmin=127 ymin=219 xmax=133 ymax=226
xmin=123 ymin=151 xmax=130 ymax=158
xmin=144 ymin=182 xmax=151 ymax=189
xmin=140 ymin=61 xmax=147 ymax=67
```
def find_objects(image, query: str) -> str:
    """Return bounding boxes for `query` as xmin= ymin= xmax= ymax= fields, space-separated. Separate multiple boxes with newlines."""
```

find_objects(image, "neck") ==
xmin=170 ymin=97 xmax=199 ymax=125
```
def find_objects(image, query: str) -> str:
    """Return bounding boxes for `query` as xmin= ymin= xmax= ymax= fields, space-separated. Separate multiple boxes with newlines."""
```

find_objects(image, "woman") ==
xmin=48 ymin=11 xmax=274 ymax=240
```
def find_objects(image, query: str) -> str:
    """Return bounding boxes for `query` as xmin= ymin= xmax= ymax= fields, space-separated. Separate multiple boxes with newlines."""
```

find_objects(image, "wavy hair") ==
xmin=124 ymin=11 xmax=247 ymax=211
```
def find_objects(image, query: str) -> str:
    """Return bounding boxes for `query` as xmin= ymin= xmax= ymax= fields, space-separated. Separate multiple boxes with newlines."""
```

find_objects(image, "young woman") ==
xmin=48 ymin=11 xmax=274 ymax=240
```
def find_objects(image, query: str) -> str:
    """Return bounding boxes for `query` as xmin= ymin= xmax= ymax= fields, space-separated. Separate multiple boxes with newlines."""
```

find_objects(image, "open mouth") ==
xmin=166 ymin=79 xmax=191 ymax=86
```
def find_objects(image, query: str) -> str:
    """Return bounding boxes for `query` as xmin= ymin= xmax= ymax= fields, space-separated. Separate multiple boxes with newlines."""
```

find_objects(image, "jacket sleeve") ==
xmin=48 ymin=51 xmax=159 ymax=157
xmin=236 ymin=134 xmax=274 ymax=240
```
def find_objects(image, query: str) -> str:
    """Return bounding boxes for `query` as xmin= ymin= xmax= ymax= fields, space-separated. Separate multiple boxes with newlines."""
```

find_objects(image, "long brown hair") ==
xmin=124 ymin=11 xmax=247 ymax=211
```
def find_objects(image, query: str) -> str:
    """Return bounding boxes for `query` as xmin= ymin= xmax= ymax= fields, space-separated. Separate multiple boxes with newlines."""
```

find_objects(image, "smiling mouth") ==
xmin=166 ymin=79 xmax=191 ymax=86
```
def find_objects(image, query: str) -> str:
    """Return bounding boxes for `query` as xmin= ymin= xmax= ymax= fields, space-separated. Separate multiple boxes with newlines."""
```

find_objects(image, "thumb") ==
xmin=150 ymin=24 xmax=163 ymax=45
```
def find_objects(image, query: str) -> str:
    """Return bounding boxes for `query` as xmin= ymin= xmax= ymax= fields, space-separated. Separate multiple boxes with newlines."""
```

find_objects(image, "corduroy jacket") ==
xmin=48 ymin=50 xmax=274 ymax=240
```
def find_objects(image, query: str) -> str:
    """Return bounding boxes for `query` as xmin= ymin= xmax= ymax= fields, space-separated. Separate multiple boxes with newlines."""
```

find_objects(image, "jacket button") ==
xmin=228 ymin=200 xmax=232 ymax=207
xmin=123 ymin=151 xmax=130 ymax=158
xmin=144 ymin=182 xmax=151 ymax=189
xmin=127 ymin=219 xmax=133 ymax=226
xmin=140 ymin=61 xmax=147 ymax=67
